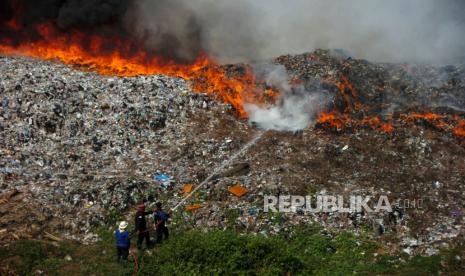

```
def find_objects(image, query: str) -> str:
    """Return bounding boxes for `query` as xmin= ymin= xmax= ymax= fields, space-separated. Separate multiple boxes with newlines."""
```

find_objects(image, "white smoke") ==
xmin=245 ymin=64 xmax=330 ymax=132
xmin=132 ymin=0 xmax=465 ymax=64
xmin=247 ymin=0 xmax=465 ymax=64
xmin=128 ymin=0 xmax=465 ymax=131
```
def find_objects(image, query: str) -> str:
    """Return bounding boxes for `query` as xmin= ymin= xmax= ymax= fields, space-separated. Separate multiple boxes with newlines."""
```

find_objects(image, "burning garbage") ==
xmin=1 ymin=1 xmax=465 ymax=273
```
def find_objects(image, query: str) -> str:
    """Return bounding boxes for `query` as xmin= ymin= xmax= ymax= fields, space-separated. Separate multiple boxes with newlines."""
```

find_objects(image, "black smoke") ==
xmin=0 ymin=0 xmax=204 ymax=62
xmin=1 ymin=0 xmax=465 ymax=64
xmin=0 ymin=0 xmax=130 ymax=29
xmin=56 ymin=0 xmax=129 ymax=29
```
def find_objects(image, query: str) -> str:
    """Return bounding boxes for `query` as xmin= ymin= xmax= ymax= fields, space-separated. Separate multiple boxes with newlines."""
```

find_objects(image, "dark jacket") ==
xmin=154 ymin=210 xmax=169 ymax=227
xmin=135 ymin=211 xmax=151 ymax=231
xmin=115 ymin=229 xmax=130 ymax=248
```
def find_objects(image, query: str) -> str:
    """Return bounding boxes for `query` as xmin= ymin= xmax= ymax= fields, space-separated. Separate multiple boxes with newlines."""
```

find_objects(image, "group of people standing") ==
xmin=115 ymin=201 xmax=170 ymax=263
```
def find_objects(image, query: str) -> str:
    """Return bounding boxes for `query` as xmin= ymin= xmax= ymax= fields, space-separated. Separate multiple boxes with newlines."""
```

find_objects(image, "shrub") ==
xmin=1 ymin=227 xmax=463 ymax=275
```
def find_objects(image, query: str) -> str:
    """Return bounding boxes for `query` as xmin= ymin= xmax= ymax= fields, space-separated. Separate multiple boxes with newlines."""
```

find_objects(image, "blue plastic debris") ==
xmin=153 ymin=174 xmax=172 ymax=190
xmin=247 ymin=207 xmax=258 ymax=216
xmin=153 ymin=174 xmax=171 ymax=182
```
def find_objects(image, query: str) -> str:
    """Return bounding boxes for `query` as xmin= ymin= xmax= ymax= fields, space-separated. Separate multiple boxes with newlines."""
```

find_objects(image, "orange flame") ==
xmin=0 ymin=23 xmax=270 ymax=118
xmin=453 ymin=120 xmax=465 ymax=137
xmin=1 ymin=21 xmax=464 ymax=137
xmin=408 ymin=112 xmax=445 ymax=121
xmin=317 ymin=77 xmax=464 ymax=138
xmin=318 ymin=108 xmax=465 ymax=137
xmin=323 ymin=76 xmax=359 ymax=112
xmin=318 ymin=76 xmax=393 ymax=134
xmin=317 ymin=111 xmax=393 ymax=134
xmin=401 ymin=112 xmax=449 ymax=131
xmin=362 ymin=117 xmax=394 ymax=134
xmin=337 ymin=76 xmax=357 ymax=98
xmin=317 ymin=111 xmax=346 ymax=131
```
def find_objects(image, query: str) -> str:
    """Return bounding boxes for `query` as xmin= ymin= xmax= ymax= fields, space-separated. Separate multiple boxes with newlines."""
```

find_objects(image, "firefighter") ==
xmin=115 ymin=221 xmax=130 ymax=263
xmin=154 ymin=202 xmax=170 ymax=244
xmin=134 ymin=202 xmax=153 ymax=249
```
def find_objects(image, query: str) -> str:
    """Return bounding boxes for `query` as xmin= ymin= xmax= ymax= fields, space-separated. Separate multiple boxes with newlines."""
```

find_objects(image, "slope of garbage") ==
xmin=1 ymin=51 xmax=464 ymax=256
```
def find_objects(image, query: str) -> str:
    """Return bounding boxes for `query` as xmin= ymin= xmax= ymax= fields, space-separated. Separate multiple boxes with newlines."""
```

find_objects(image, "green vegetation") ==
xmin=224 ymin=208 xmax=241 ymax=229
xmin=1 ymin=225 xmax=463 ymax=275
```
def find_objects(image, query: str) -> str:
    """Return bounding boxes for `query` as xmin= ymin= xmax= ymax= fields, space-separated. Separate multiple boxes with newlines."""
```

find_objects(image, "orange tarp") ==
xmin=183 ymin=184 xmax=194 ymax=195
xmin=228 ymin=184 xmax=248 ymax=198
xmin=186 ymin=204 xmax=202 ymax=212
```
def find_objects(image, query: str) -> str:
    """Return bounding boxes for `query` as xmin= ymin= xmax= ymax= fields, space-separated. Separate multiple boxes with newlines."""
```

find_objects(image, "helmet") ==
xmin=119 ymin=221 xmax=128 ymax=231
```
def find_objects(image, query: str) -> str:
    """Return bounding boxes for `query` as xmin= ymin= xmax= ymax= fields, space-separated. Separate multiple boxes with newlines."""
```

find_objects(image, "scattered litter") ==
xmin=433 ymin=181 xmax=442 ymax=189
xmin=247 ymin=207 xmax=258 ymax=216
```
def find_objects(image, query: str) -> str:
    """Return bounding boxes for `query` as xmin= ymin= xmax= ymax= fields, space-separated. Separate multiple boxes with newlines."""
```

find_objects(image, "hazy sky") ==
xmin=132 ymin=0 xmax=465 ymax=64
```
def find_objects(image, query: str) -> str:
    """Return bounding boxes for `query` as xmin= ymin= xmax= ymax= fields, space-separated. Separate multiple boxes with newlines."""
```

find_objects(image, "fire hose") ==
xmin=129 ymin=247 xmax=139 ymax=275
xmin=171 ymin=131 xmax=264 ymax=211
xmin=128 ymin=132 xmax=264 ymax=274
xmin=128 ymin=225 xmax=155 ymax=275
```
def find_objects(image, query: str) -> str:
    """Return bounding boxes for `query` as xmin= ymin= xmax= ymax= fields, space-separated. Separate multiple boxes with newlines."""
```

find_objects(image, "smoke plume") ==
xmin=245 ymin=64 xmax=331 ymax=132
xmin=130 ymin=0 xmax=465 ymax=64
xmin=2 ymin=0 xmax=465 ymax=64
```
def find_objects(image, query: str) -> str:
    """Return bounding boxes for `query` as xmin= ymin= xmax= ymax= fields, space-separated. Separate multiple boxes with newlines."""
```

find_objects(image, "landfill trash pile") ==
xmin=0 ymin=55 xmax=252 ymax=244
xmin=1 ymin=51 xmax=464 ymax=256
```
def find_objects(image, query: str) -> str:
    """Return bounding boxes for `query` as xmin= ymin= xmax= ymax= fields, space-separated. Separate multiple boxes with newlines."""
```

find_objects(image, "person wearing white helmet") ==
xmin=115 ymin=221 xmax=131 ymax=263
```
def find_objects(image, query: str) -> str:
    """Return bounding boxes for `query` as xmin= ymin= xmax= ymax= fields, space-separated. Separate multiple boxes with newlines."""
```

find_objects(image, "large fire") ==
xmin=317 ymin=77 xmax=465 ymax=138
xmin=1 ymin=17 xmax=464 ymax=138
xmin=316 ymin=111 xmax=394 ymax=134
xmin=317 ymin=105 xmax=465 ymax=139
xmin=0 ymin=22 xmax=269 ymax=119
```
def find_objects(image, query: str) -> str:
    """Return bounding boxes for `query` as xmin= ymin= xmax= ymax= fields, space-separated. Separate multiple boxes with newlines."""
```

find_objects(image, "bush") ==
xmin=0 ymin=240 xmax=72 ymax=275
xmin=139 ymin=229 xmax=377 ymax=275
xmin=139 ymin=230 xmax=303 ymax=275
xmin=1 ymin=227 xmax=463 ymax=275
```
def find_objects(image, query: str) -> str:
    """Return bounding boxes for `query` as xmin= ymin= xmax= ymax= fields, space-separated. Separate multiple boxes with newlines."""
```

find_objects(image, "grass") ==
xmin=0 ymin=225 xmax=463 ymax=275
